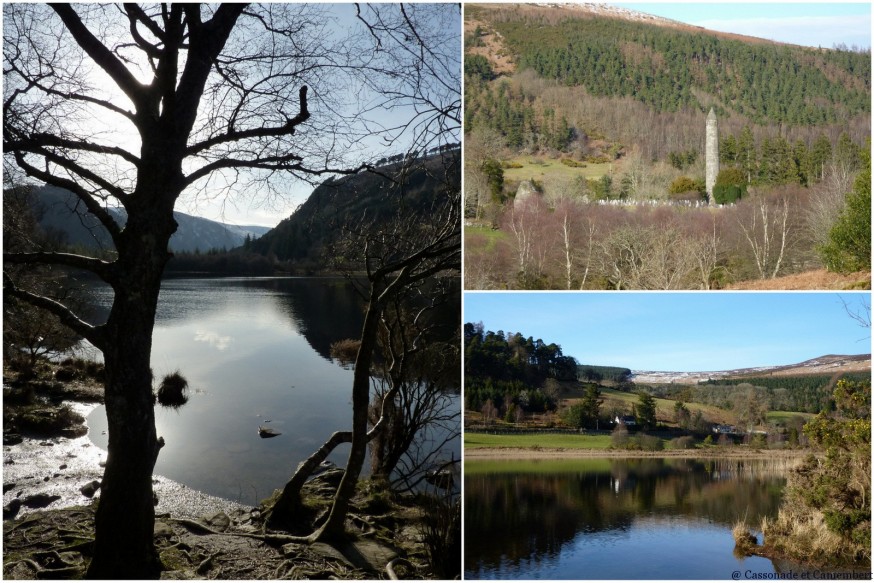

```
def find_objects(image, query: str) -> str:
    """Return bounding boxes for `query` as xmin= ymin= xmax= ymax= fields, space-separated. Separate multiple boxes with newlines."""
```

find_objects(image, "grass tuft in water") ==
xmin=156 ymin=371 xmax=189 ymax=409
xmin=732 ymin=521 xmax=760 ymax=557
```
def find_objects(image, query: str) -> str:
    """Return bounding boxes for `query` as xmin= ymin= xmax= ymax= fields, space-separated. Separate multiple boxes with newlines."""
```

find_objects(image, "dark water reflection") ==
xmin=84 ymin=277 xmax=459 ymax=506
xmin=464 ymin=458 xmax=796 ymax=580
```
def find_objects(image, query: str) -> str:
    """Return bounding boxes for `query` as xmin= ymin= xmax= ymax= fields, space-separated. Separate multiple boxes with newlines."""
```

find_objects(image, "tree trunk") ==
xmin=86 ymin=208 xmax=173 ymax=578
xmin=87 ymin=350 xmax=162 ymax=578
xmin=266 ymin=430 xmax=352 ymax=529
xmin=316 ymin=291 xmax=382 ymax=539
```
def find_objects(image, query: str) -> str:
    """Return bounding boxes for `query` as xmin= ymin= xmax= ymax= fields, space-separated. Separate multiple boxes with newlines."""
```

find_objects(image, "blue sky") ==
xmin=464 ymin=293 xmax=871 ymax=372
xmin=616 ymin=3 xmax=871 ymax=49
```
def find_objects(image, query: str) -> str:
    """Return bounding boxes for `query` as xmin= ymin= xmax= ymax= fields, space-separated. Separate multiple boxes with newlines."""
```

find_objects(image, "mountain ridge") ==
xmin=29 ymin=185 xmax=271 ymax=254
xmin=248 ymin=149 xmax=460 ymax=266
xmin=531 ymin=2 xmax=803 ymax=48
xmin=631 ymin=353 xmax=871 ymax=384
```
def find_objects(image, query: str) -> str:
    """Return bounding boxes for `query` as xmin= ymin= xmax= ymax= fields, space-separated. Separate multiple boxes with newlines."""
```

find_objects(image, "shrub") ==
xmin=55 ymin=367 xmax=78 ymax=382
xmin=713 ymin=167 xmax=747 ymax=204
xmin=749 ymin=433 xmax=767 ymax=449
xmin=669 ymin=176 xmax=697 ymax=194
xmin=157 ymin=371 xmax=189 ymax=409
xmin=669 ymin=435 xmax=696 ymax=450
xmin=420 ymin=493 xmax=461 ymax=579
xmin=637 ymin=433 xmax=664 ymax=451
xmin=819 ymin=149 xmax=870 ymax=273
xmin=329 ymin=338 xmax=360 ymax=367
xmin=611 ymin=424 xmax=630 ymax=448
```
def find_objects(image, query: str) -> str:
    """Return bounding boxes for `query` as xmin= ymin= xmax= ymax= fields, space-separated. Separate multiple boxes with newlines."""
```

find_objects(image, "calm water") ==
xmin=83 ymin=277 xmax=459 ymax=505
xmin=464 ymin=457 xmax=798 ymax=580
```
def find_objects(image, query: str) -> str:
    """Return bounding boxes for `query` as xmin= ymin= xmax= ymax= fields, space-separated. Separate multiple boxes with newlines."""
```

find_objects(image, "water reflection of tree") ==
xmin=465 ymin=459 xmax=789 ymax=573
xmin=269 ymin=278 xmax=366 ymax=360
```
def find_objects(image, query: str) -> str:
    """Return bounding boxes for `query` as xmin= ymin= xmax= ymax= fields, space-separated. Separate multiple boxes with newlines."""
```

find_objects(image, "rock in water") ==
xmin=80 ymin=480 xmax=101 ymax=498
xmin=258 ymin=426 xmax=281 ymax=438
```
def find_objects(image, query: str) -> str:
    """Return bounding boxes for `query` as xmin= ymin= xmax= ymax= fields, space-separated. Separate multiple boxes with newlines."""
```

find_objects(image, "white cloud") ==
xmin=194 ymin=330 xmax=233 ymax=351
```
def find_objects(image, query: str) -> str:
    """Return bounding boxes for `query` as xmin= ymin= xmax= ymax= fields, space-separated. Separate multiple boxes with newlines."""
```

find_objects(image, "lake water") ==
xmin=83 ymin=277 xmax=459 ymax=506
xmin=464 ymin=457 xmax=800 ymax=580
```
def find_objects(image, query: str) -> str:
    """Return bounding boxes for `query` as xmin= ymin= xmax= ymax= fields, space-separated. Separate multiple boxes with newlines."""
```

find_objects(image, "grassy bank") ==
xmin=465 ymin=432 xmax=611 ymax=450
xmin=464 ymin=432 xmax=811 ymax=460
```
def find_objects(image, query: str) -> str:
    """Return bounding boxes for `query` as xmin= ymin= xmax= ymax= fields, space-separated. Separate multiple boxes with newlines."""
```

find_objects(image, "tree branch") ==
xmin=7 ymin=152 xmax=124 ymax=240
xmin=2 ymin=61 xmax=136 ymax=121
xmin=3 ymin=274 xmax=107 ymax=349
xmin=185 ymin=85 xmax=309 ymax=157
xmin=51 ymin=4 xmax=147 ymax=110
xmin=122 ymin=4 xmax=166 ymax=58
xmin=184 ymin=156 xmax=372 ymax=188
xmin=4 ymin=251 xmax=116 ymax=282
xmin=9 ymin=133 xmax=140 ymax=167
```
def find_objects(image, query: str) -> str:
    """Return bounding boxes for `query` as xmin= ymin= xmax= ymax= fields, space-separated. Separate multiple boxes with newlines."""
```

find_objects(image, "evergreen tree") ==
xmin=810 ymin=134 xmax=833 ymax=182
xmin=637 ymin=392 xmax=657 ymax=429
xmin=820 ymin=146 xmax=871 ymax=273
xmin=835 ymin=131 xmax=861 ymax=171
xmin=720 ymin=134 xmax=739 ymax=165
xmin=738 ymin=126 xmax=757 ymax=184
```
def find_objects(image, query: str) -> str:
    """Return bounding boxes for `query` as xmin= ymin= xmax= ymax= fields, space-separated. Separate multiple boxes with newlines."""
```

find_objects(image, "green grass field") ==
xmin=464 ymin=432 xmax=612 ymax=450
xmin=502 ymin=157 xmax=612 ymax=182
xmin=463 ymin=225 xmax=508 ymax=252
xmin=766 ymin=410 xmax=815 ymax=424
xmin=595 ymin=387 xmax=734 ymax=425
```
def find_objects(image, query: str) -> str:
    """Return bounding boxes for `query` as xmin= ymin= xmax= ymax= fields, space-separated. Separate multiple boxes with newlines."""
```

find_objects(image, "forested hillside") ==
xmin=650 ymin=371 xmax=873 ymax=414
xmin=463 ymin=4 xmax=870 ymax=290
xmin=487 ymin=8 xmax=868 ymax=124
xmin=464 ymin=322 xmax=578 ymax=413
xmin=466 ymin=4 xmax=870 ymax=156
xmin=249 ymin=147 xmax=460 ymax=270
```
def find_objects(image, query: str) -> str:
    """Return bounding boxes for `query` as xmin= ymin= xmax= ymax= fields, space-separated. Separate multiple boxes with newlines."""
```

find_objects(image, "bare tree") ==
xmin=264 ymin=165 xmax=461 ymax=537
xmin=687 ymin=212 xmax=725 ymax=290
xmin=263 ymin=4 xmax=461 ymax=541
xmin=506 ymin=196 xmax=553 ymax=287
xmin=465 ymin=126 xmax=506 ymax=219
xmin=805 ymin=158 xmax=856 ymax=258
xmin=598 ymin=221 xmax=696 ymax=290
xmin=368 ymin=297 xmax=460 ymax=493
xmin=551 ymin=197 xmax=597 ymax=289
xmin=3 ymin=3 xmax=455 ymax=576
xmin=735 ymin=189 xmax=796 ymax=280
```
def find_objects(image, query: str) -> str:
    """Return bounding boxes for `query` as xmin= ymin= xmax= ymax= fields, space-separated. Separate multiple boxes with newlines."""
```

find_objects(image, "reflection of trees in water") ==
xmin=465 ymin=458 xmax=790 ymax=573
xmin=266 ymin=278 xmax=365 ymax=359
xmin=270 ymin=277 xmax=459 ymax=365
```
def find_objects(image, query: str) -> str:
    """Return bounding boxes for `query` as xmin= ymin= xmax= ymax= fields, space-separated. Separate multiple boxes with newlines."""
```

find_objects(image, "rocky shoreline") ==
xmin=3 ymin=405 xmax=247 ymax=523
xmin=3 ymin=362 xmax=456 ymax=579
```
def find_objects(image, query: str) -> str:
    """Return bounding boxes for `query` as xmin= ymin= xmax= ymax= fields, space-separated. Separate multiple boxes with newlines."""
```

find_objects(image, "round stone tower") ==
xmin=705 ymin=108 xmax=719 ymax=204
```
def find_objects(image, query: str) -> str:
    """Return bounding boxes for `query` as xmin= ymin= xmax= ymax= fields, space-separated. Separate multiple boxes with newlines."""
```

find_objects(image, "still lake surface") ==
xmin=83 ymin=277 xmax=459 ymax=506
xmin=464 ymin=457 xmax=800 ymax=580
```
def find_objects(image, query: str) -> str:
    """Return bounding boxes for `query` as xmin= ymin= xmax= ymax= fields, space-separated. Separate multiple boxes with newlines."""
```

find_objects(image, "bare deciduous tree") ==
xmin=262 ymin=3 xmax=461 ymax=543
xmin=735 ymin=189 xmax=797 ymax=280
xmin=804 ymin=158 xmax=856 ymax=258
